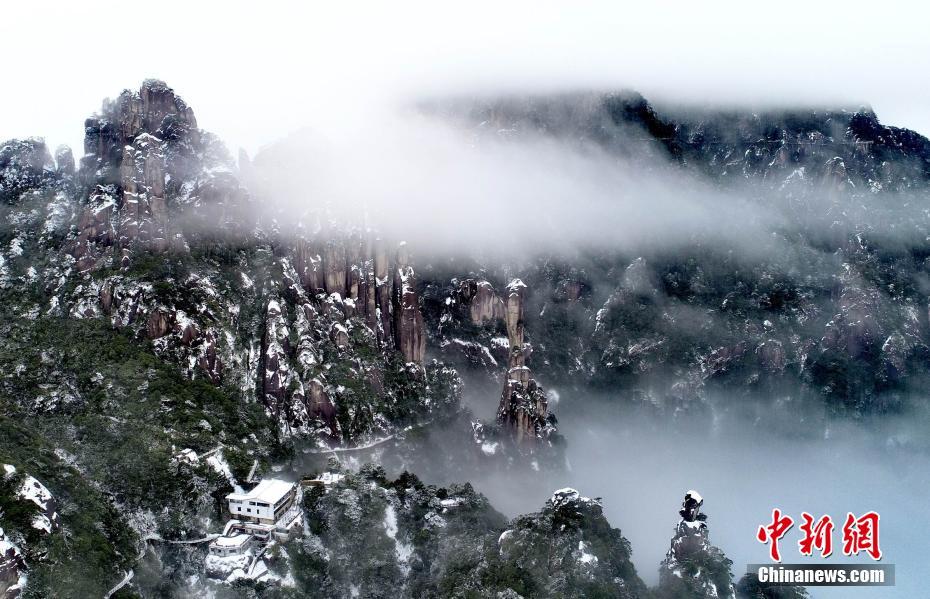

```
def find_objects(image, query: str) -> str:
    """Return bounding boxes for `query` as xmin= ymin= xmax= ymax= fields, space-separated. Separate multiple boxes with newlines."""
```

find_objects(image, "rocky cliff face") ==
xmin=73 ymin=80 xmax=193 ymax=267
xmin=460 ymin=279 xmax=506 ymax=324
xmin=250 ymin=233 xmax=433 ymax=442
xmin=3 ymin=80 xmax=435 ymax=448
xmin=0 ymin=528 xmax=25 ymax=599
xmin=392 ymin=243 xmax=427 ymax=364
xmin=0 ymin=138 xmax=59 ymax=205
xmin=497 ymin=364 xmax=556 ymax=446
xmin=439 ymin=276 xmax=560 ymax=449
xmin=71 ymin=79 xmax=250 ymax=271
xmin=253 ymin=245 xmax=439 ymax=444
xmin=285 ymin=230 xmax=426 ymax=360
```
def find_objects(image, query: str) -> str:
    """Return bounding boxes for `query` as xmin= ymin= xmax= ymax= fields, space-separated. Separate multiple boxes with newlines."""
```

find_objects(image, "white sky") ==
xmin=2 ymin=0 xmax=929 ymax=156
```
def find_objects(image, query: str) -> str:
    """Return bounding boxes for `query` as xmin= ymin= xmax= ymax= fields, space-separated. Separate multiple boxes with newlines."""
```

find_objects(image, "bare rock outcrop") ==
xmin=658 ymin=491 xmax=735 ymax=599
xmin=54 ymin=144 xmax=74 ymax=176
xmin=197 ymin=330 xmax=222 ymax=384
xmin=491 ymin=279 xmax=559 ymax=447
xmin=0 ymin=528 xmax=26 ymax=599
xmin=756 ymin=339 xmax=786 ymax=373
xmin=146 ymin=308 xmax=172 ymax=339
xmin=294 ymin=234 xmax=325 ymax=294
xmin=0 ymin=138 xmax=55 ymax=203
xmin=289 ymin=232 xmax=426 ymax=361
xmin=820 ymin=265 xmax=884 ymax=357
xmin=504 ymin=279 xmax=528 ymax=367
xmin=116 ymin=133 xmax=171 ymax=253
xmin=374 ymin=237 xmax=393 ymax=347
xmin=307 ymin=378 xmax=340 ymax=440
xmin=262 ymin=299 xmax=293 ymax=426
xmin=72 ymin=80 xmax=200 ymax=269
xmin=497 ymin=365 xmax=555 ymax=446
xmin=392 ymin=243 xmax=426 ymax=364
xmin=322 ymin=239 xmax=347 ymax=297
xmin=330 ymin=322 xmax=350 ymax=348
xmin=457 ymin=279 xmax=506 ymax=324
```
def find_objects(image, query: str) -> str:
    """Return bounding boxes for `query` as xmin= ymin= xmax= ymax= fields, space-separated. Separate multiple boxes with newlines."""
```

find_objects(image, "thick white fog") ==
xmin=453 ymin=395 xmax=930 ymax=598
xmin=298 ymin=386 xmax=930 ymax=598
xmin=245 ymin=110 xmax=795 ymax=257
xmin=2 ymin=1 xmax=930 ymax=154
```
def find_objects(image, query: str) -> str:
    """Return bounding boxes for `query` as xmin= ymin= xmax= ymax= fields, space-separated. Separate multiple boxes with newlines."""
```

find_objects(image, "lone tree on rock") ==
xmin=656 ymin=490 xmax=735 ymax=599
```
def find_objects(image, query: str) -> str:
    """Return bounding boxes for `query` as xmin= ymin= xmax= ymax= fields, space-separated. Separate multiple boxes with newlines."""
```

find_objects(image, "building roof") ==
xmin=227 ymin=478 xmax=294 ymax=505
xmin=212 ymin=533 xmax=251 ymax=548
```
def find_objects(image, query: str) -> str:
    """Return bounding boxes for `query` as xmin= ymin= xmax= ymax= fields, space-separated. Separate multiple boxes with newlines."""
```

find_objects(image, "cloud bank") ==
xmin=2 ymin=0 xmax=929 ymax=155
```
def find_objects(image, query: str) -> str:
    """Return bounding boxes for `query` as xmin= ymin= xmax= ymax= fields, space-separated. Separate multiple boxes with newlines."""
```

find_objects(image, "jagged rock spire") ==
xmin=80 ymin=79 xmax=197 ymax=182
xmin=492 ymin=278 xmax=559 ymax=447
xmin=392 ymin=242 xmax=426 ymax=364
xmin=657 ymin=490 xmax=735 ymax=599
xmin=54 ymin=145 xmax=74 ymax=176
xmin=287 ymin=231 xmax=426 ymax=364
xmin=504 ymin=278 xmax=527 ymax=367
xmin=72 ymin=80 xmax=199 ymax=268
xmin=460 ymin=279 xmax=505 ymax=324
xmin=497 ymin=365 xmax=555 ymax=446
xmin=70 ymin=79 xmax=252 ymax=271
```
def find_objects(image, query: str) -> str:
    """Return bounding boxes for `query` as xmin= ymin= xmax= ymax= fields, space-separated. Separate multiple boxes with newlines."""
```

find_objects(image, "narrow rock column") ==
xmin=392 ymin=242 xmax=426 ymax=364
xmin=373 ymin=238 xmax=393 ymax=347
xmin=504 ymin=279 xmax=527 ymax=367
xmin=658 ymin=490 xmax=735 ymax=599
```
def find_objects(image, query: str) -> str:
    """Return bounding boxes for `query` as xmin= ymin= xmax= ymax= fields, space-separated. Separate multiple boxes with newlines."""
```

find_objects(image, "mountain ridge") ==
xmin=1 ymin=79 xmax=922 ymax=597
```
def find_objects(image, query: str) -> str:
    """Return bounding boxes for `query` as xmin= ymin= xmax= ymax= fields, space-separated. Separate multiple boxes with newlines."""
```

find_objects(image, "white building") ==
xmin=208 ymin=533 xmax=253 ymax=557
xmin=226 ymin=479 xmax=297 ymax=525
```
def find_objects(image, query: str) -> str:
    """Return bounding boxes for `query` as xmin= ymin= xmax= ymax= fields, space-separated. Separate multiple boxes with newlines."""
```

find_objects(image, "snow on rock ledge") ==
xmin=547 ymin=488 xmax=600 ymax=510
xmin=2 ymin=465 xmax=61 ymax=533
xmin=0 ymin=527 xmax=27 ymax=599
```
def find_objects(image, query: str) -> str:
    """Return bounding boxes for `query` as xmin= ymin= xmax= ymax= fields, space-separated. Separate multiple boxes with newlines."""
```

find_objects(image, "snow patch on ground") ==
xmin=205 ymin=452 xmax=243 ymax=493
xmin=578 ymin=540 xmax=598 ymax=565
xmin=0 ymin=527 xmax=27 ymax=596
xmin=383 ymin=503 xmax=413 ymax=575
xmin=3 ymin=464 xmax=59 ymax=532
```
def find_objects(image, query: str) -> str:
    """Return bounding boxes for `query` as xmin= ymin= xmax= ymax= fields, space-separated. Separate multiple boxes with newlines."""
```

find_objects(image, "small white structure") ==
xmin=209 ymin=533 xmax=253 ymax=557
xmin=226 ymin=479 xmax=297 ymax=525
xmin=173 ymin=448 xmax=199 ymax=465
xmin=301 ymin=471 xmax=345 ymax=488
